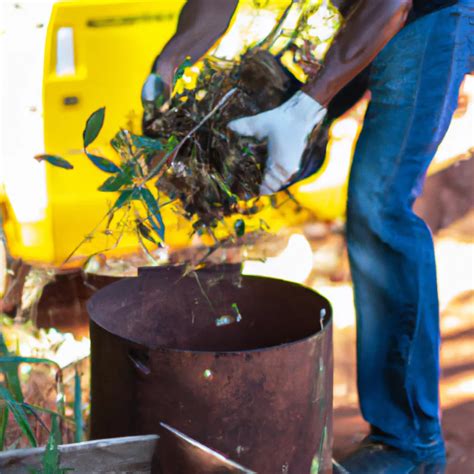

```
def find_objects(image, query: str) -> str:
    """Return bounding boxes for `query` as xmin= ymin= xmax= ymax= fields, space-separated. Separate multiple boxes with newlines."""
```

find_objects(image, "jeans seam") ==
xmin=431 ymin=10 xmax=465 ymax=143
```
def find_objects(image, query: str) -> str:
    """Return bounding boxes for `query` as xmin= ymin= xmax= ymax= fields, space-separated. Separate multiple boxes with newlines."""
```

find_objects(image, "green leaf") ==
xmin=73 ymin=369 xmax=83 ymax=443
xmin=0 ymin=406 xmax=8 ymax=450
xmin=147 ymin=214 xmax=165 ymax=242
xmin=140 ymin=188 xmax=159 ymax=215
xmin=41 ymin=415 xmax=73 ymax=473
xmin=98 ymin=173 xmax=130 ymax=192
xmin=42 ymin=415 xmax=61 ymax=472
xmin=23 ymin=405 xmax=49 ymax=437
xmin=113 ymin=189 xmax=139 ymax=209
xmin=34 ymin=155 xmax=73 ymax=170
xmin=0 ymin=334 xmax=23 ymax=402
xmin=137 ymin=222 xmax=158 ymax=246
xmin=83 ymin=107 xmax=105 ymax=147
xmin=164 ymin=135 xmax=179 ymax=152
xmin=0 ymin=385 xmax=37 ymax=447
xmin=0 ymin=354 xmax=65 ymax=446
xmin=234 ymin=219 xmax=245 ymax=237
xmin=1 ymin=355 xmax=65 ymax=428
xmin=131 ymin=134 xmax=163 ymax=152
xmin=140 ymin=189 xmax=165 ymax=241
xmin=22 ymin=403 xmax=69 ymax=422
xmin=86 ymin=152 xmax=121 ymax=174
xmin=0 ymin=356 xmax=60 ymax=370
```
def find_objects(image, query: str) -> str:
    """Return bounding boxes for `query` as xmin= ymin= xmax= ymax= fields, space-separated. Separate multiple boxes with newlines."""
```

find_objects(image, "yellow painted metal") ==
xmin=4 ymin=0 xmax=187 ymax=265
xmin=43 ymin=0 xmax=188 ymax=265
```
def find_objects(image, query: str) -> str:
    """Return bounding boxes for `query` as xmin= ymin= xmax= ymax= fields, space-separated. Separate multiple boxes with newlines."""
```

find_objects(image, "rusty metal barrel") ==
xmin=87 ymin=264 xmax=333 ymax=473
xmin=34 ymin=271 xmax=121 ymax=337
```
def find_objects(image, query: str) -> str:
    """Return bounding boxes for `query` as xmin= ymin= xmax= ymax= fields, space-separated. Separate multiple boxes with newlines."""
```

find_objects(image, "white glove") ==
xmin=228 ymin=91 xmax=327 ymax=195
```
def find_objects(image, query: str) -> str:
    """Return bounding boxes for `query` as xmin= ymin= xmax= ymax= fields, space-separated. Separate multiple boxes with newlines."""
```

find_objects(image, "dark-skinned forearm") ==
xmin=303 ymin=0 xmax=412 ymax=106
xmin=153 ymin=0 xmax=238 ymax=96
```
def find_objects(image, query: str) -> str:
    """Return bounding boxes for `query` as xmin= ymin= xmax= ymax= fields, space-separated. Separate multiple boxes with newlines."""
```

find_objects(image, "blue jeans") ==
xmin=346 ymin=3 xmax=473 ymax=462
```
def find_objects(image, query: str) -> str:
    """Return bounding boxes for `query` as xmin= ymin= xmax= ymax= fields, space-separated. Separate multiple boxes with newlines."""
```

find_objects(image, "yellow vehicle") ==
xmin=0 ymin=0 xmax=470 ymax=267
xmin=0 ymin=0 xmax=327 ymax=267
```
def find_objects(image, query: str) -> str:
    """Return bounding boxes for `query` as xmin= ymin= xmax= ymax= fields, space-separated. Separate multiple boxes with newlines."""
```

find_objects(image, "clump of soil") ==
xmin=143 ymin=51 xmax=289 ymax=226
xmin=143 ymin=49 xmax=329 ymax=229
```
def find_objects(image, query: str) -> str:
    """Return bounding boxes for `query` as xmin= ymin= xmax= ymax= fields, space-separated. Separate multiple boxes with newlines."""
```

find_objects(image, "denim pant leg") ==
xmin=346 ymin=4 xmax=473 ymax=462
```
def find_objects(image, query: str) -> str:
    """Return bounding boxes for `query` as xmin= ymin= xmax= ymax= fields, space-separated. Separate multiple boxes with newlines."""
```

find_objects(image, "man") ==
xmin=142 ymin=1 xmax=473 ymax=472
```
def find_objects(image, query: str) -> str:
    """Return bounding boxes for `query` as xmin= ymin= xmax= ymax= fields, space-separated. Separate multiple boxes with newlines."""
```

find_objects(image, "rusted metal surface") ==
xmin=88 ymin=264 xmax=333 ymax=473
xmin=158 ymin=423 xmax=254 ymax=473
xmin=33 ymin=271 xmax=120 ymax=337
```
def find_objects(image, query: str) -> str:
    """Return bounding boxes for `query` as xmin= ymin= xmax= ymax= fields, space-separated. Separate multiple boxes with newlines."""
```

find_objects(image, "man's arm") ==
xmin=229 ymin=0 xmax=413 ymax=194
xmin=152 ymin=0 xmax=239 ymax=97
xmin=304 ymin=0 xmax=412 ymax=105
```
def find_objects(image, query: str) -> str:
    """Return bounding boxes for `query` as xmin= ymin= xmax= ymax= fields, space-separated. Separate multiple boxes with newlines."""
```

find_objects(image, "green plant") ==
xmin=0 ymin=332 xmax=84 ymax=450
xmin=73 ymin=368 xmax=83 ymax=444
xmin=30 ymin=415 xmax=74 ymax=474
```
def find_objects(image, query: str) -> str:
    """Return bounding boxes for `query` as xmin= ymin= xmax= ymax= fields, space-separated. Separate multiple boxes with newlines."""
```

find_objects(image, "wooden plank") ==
xmin=0 ymin=434 xmax=158 ymax=473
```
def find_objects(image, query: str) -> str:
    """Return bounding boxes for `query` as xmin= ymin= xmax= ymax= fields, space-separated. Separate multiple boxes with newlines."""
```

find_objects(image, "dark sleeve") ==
xmin=327 ymin=65 xmax=371 ymax=119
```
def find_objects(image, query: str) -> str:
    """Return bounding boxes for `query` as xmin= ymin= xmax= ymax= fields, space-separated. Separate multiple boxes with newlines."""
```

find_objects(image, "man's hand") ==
xmin=228 ymin=91 xmax=327 ymax=195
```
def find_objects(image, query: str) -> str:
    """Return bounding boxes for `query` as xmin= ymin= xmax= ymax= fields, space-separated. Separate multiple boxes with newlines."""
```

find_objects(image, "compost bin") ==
xmin=87 ymin=264 xmax=333 ymax=473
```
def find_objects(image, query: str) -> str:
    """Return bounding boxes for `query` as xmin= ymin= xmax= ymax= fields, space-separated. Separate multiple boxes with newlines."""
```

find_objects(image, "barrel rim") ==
xmin=88 ymin=271 xmax=333 ymax=354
